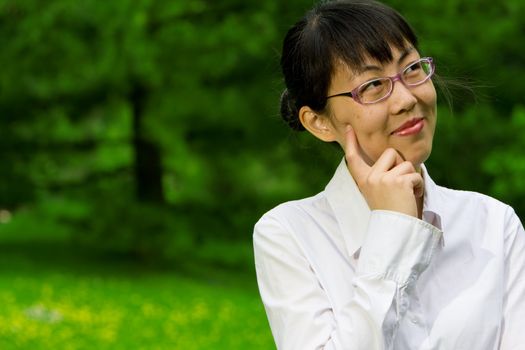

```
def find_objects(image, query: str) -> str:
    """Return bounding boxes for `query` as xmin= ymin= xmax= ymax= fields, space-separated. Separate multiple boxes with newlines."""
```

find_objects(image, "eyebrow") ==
xmin=359 ymin=47 xmax=415 ymax=72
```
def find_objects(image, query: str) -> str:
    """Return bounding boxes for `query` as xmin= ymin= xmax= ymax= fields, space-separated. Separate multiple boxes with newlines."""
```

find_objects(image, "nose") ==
xmin=389 ymin=80 xmax=417 ymax=115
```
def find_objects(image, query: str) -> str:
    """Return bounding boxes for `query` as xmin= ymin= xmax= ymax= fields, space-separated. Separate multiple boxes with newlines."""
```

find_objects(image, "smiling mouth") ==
xmin=391 ymin=118 xmax=425 ymax=136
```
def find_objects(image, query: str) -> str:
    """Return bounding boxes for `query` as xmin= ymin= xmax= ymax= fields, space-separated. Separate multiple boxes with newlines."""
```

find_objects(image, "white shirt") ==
xmin=253 ymin=159 xmax=525 ymax=350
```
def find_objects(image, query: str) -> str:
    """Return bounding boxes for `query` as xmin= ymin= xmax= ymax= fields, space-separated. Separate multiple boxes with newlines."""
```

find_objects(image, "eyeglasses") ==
xmin=326 ymin=57 xmax=435 ymax=105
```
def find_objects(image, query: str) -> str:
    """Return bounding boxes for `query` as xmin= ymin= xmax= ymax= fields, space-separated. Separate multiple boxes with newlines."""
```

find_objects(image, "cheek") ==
xmin=352 ymin=109 xmax=389 ymax=141
xmin=329 ymin=103 xmax=364 ymax=134
xmin=330 ymin=103 xmax=389 ymax=161
xmin=350 ymin=110 xmax=391 ymax=162
xmin=421 ymin=83 xmax=438 ymax=108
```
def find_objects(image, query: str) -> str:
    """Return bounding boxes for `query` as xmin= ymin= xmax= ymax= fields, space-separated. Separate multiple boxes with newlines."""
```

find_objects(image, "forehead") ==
xmin=328 ymin=46 xmax=419 ymax=92
xmin=333 ymin=45 xmax=417 ymax=78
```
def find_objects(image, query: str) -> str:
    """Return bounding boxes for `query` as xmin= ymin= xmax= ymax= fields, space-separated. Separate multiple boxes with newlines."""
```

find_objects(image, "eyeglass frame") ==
xmin=325 ymin=57 xmax=435 ymax=105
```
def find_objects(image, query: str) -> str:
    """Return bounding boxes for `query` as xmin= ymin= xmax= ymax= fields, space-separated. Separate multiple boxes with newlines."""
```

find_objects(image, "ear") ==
xmin=299 ymin=106 xmax=337 ymax=143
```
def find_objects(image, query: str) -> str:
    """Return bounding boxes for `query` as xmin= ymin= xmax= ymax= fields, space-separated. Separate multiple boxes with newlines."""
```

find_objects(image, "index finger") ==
xmin=344 ymin=126 xmax=370 ymax=181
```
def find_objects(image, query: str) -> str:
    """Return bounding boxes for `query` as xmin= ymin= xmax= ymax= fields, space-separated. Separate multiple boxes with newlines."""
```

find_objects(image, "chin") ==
xmin=400 ymin=138 xmax=433 ymax=163
xmin=407 ymin=149 xmax=432 ymax=168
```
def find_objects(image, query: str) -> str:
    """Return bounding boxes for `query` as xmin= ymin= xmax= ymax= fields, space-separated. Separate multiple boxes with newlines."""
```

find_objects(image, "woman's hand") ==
xmin=344 ymin=127 xmax=423 ymax=218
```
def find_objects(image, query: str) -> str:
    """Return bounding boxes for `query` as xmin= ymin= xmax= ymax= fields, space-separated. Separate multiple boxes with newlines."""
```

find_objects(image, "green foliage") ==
xmin=483 ymin=105 xmax=525 ymax=212
xmin=0 ymin=0 xmax=524 ymax=259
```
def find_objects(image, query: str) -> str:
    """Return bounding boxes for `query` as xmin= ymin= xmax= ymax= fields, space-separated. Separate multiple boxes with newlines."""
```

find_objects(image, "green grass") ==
xmin=0 ymin=240 xmax=275 ymax=349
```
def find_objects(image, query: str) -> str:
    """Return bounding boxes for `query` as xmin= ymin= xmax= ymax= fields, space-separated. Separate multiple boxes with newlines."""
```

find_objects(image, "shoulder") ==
xmin=435 ymin=184 xmax=519 ymax=230
xmin=437 ymin=184 xmax=510 ymax=211
xmin=253 ymin=192 xmax=332 ymax=269
xmin=254 ymin=191 xmax=330 ymax=235
xmin=252 ymin=188 xmax=344 ymax=258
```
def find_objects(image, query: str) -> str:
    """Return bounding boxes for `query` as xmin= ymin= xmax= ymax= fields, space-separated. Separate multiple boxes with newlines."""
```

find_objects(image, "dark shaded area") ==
xmin=0 ymin=0 xmax=524 ymax=267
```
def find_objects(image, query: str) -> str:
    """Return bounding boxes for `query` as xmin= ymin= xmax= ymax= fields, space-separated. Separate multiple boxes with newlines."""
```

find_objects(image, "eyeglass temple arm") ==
xmin=326 ymin=91 xmax=354 ymax=99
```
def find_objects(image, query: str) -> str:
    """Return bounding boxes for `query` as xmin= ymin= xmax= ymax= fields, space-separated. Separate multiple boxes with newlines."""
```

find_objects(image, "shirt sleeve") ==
xmin=499 ymin=207 xmax=525 ymax=349
xmin=253 ymin=209 xmax=443 ymax=350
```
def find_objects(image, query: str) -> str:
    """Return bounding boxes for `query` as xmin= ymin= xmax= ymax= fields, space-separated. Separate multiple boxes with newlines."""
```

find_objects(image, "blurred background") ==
xmin=0 ymin=0 xmax=524 ymax=348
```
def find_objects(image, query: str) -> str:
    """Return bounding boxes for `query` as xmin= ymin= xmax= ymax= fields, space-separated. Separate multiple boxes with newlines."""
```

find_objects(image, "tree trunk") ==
xmin=130 ymin=83 xmax=164 ymax=203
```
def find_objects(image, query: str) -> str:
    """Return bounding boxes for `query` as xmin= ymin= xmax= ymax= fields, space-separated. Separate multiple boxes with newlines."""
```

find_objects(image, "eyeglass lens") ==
xmin=357 ymin=59 xmax=433 ymax=103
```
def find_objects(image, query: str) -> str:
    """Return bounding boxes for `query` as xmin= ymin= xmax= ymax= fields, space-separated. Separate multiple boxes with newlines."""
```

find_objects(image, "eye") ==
xmin=359 ymin=79 xmax=385 ymax=93
xmin=356 ymin=78 xmax=390 ymax=102
xmin=402 ymin=59 xmax=433 ymax=85
xmin=404 ymin=61 xmax=423 ymax=76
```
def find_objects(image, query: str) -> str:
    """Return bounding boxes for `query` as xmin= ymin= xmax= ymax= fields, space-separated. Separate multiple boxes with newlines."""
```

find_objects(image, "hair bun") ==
xmin=280 ymin=89 xmax=305 ymax=131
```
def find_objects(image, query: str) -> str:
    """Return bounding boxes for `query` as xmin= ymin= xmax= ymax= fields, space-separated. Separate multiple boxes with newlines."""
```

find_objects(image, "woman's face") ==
xmin=323 ymin=46 xmax=437 ymax=168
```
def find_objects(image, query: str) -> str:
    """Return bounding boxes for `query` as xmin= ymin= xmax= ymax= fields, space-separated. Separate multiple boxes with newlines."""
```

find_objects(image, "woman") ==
xmin=253 ymin=1 xmax=525 ymax=349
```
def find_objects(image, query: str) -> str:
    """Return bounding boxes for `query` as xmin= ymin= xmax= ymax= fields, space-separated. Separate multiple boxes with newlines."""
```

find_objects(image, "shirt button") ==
xmin=411 ymin=318 xmax=418 ymax=324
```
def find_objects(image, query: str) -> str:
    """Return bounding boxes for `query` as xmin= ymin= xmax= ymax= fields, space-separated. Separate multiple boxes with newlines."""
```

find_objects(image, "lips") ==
xmin=391 ymin=118 xmax=425 ymax=136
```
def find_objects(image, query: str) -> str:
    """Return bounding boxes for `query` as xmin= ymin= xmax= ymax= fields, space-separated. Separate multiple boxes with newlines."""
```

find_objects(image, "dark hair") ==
xmin=280 ymin=0 xmax=419 ymax=131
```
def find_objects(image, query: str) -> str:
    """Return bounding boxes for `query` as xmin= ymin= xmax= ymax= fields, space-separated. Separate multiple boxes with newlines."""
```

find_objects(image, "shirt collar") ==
xmin=421 ymin=164 xmax=444 ymax=229
xmin=421 ymin=164 xmax=446 ymax=245
xmin=324 ymin=159 xmax=370 ymax=257
xmin=324 ymin=159 xmax=446 ymax=257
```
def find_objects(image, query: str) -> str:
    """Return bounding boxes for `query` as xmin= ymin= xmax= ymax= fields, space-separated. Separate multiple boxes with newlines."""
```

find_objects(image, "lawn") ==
xmin=0 ymin=240 xmax=275 ymax=349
